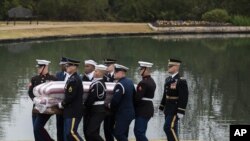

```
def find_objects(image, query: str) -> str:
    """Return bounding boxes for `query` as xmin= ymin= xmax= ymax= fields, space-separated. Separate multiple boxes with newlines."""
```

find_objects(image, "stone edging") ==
xmin=148 ymin=23 xmax=250 ymax=33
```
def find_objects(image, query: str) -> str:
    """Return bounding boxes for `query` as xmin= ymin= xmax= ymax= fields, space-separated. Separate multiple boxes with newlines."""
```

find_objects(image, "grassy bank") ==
xmin=0 ymin=21 xmax=153 ymax=40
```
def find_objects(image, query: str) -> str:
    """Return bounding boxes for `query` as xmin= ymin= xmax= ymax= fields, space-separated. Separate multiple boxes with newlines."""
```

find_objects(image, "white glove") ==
xmin=33 ymin=97 xmax=39 ymax=105
xmin=58 ymin=102 xmax=64 ymax=109
xmin=177 ymin=113 xmax=184 ymax=119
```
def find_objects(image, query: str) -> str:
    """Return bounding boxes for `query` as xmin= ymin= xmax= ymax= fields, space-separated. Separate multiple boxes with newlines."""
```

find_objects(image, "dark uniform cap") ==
xmin=114 ymin=63 xmax=129 ymax=72
xmin=103 ymin=58 xmax=117 ymax=65
xmin=168 ymin=59 xmax=182 ymax=66
xmin=66 ymin=58 xmax=80 ymax=66
xmin=59 ymin=57 xmax=68 ymax=65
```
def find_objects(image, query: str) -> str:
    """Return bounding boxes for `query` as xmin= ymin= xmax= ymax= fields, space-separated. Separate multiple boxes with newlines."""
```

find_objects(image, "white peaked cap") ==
xmin=95 ymin=64 xmax=107 ymax=71
xmin=85 ymin=60 xmax=97 ymax=66
xmin=114 ymin=64 xmax=129 ymax=71
xmin=36 ymin=59 xmax=51 ymax=65
xmin=138 ymin=61 xmax=153 ymax=68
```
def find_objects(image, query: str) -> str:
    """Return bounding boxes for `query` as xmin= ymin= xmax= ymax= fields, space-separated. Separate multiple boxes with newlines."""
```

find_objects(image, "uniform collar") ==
xmin=110 ymin=71 xmax=114 ymax=77
xmin=143 ymin=75 xmax=151 ymax=79
xmin=93 ymin=78 xmax=103 ymax=82
xmin=171 ymin=72 xmax=179 ymax=78
xmin=86 ymin=71 xmax=94 ymax=80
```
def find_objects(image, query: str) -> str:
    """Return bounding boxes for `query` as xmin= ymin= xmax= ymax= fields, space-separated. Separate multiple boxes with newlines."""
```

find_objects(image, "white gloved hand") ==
xmin=58 ymin=102 xmax=64 ymax=109
xmin=177 ymin=113 xmax=184 ymax=119
xmin=33 ymin=97 xmax=39 ymax=105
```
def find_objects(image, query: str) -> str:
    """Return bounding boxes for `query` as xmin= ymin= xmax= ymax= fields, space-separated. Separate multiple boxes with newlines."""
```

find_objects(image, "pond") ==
xmin=0 ymin=34 xmax=250 ymax=141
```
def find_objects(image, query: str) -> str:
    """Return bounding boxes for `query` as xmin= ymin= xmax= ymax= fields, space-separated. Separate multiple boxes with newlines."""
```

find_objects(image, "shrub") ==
xmin=230 ymin=15 xmax=250 ymax=26
xmin=202 ymin=9 xmax=230 ymax=23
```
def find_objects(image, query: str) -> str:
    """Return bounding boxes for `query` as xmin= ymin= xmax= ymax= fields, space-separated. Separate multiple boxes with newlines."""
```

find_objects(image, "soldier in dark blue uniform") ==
xmin=85 ymin=64 xmax=107 ymax=141
xmin=28 ymin=59 xmax=57 ymax=141
xmin=110 ymin=64 xmax=135 ymax=141
xmin=134 ymin=61 xmax=156 ymax=141
xmin=55 ymin=57 xmax=68 ymax=141
xmin=103 ymin=58 xmax=116 ymax=82
xmin=82 ymin=60 xmax=97 ymax=81
xmin=103 ymin=58 xmax=117 ymax=141
xmin=159 ymin=59 xmax=189 ymax=141
xmin=58 ymin=58 xmax=84 ymax=141
xmin=81 ymin=59 xmax=97 ymax=138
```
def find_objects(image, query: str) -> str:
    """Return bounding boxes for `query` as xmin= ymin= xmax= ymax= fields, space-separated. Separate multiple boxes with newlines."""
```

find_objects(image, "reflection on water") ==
xmin=0 ymin=35 xmax=250 ymax=141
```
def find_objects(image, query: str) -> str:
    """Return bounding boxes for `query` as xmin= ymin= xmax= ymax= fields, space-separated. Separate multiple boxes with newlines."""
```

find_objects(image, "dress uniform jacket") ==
xmin=62 ymin=72 xmax=84 ymax=118
xmin=28 ymin=73 xmax=57 ymax=101
xmin=159 ymin=73 xmax=188 ymax=115
xmin=103 ymin=73 xmax=115 ymax=82
xmin=134 ymin=75 xmax=156 ymax=118
xmin=111 ymin=77 xmax=135 ymax=118
xmin=85 ymin=79 xmax=106 ymax=112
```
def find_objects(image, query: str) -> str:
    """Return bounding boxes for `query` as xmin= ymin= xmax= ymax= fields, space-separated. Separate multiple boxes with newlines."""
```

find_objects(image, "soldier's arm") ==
xmin=28 ymin=77 xmax=35 ymax=101
xmin=62 ymin=80 xmax=77 ymax=107
xmin=134 ymin=82 xmax=146 ymax=103
xmin=159 ymin=82 xmax=167 ymax=111
xmin=177 ymin=79 xmax=189 ymax=115
xmin=110 ymin=83 xmax=125 ymax=110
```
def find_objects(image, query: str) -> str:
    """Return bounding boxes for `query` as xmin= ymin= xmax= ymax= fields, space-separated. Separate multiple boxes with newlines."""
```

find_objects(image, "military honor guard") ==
xmin=55 ymin=57 xmax=68 ymax=141
xmin=82 ymin=59 xmax=97 ymax=81
xmin=28 ymin=59 xmax=57 ymax=141
xmin=103 ymin=58 xmax=117 ymax=141
xmin=110 ymin=64 xmax=135 ymax=141
xmin=134 ymin=61 xmax=156 ymax=141
xmin=103 ymin=58 xmax=116 ymax=82
xmin=58 ymin=58 xmax=84 ymax=141
xmin=85 ymin=64 xmax=107 ymax=141
xmin=159 ymin=59 xmax=189 ymax=141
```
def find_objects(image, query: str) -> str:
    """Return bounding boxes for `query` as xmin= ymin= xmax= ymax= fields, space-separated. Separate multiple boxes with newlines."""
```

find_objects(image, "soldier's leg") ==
xmin=56 ymin=114 xmax=64 ymax=141
xmin=64 ymin=118 xmax=83 ymax=141
xmin=32 ymin=113 xmax=38 ymax=141
xmin=33 ymin=114 xmax=53 ymax=141
xmin=86 ymin=112 xmax=105 ymax=141
xmin=134 ymin=116 xmax=150 ymax=141
xmin=83 ymin=114 xmax=90 ymax=140
xmin=114 ymin=116 xmax=133 ymax=141
xmin=104 ymin=114 xmax=115 ymax=141
xmin=163 ymin=114 xmax=179 ymax=141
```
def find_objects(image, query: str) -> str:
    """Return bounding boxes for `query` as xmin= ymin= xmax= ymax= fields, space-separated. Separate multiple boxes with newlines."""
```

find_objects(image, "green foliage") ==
xmin=0 ymin=0 xmax=249 ymax=22
xmin=202 ymin=9 xmax=230 ymax=23
xmin=230 ymin=15 xmax=250 ymax=26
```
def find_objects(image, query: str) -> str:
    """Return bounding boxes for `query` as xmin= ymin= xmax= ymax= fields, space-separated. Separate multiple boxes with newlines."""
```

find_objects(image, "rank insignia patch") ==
xmin=68 ymin=86 xmax=72 ymax=93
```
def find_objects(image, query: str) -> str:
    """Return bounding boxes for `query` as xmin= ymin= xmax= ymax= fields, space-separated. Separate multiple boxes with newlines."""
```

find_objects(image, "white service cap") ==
xmin=138 ymin=61 xmax=153 ymax=68
xmin=84 ymin=60 xmax=97 ymax=66
xmin=36 ymin=59 xmax=51 ymax=66
xmin=95 ymin=64 xmax=107 ymax=71
xmin=114 ymin=64 xmax=129 ymax=71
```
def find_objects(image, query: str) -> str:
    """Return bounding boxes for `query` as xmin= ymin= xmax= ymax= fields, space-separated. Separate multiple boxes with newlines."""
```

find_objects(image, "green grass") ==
xmin=230 ymin=15 xmax=250 ymax=26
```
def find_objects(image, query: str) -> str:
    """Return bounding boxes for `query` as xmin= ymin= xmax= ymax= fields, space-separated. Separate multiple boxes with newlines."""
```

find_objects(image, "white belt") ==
xmin=141 ymin=97 xmax=153 ymax=101
xmin=93 ymin=101 xmax=105 ymax=105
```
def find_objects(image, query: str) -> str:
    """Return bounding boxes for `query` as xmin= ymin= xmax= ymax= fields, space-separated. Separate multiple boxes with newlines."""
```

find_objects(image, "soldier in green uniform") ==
xmin=159 ymin=59 xmax=189 ymax=141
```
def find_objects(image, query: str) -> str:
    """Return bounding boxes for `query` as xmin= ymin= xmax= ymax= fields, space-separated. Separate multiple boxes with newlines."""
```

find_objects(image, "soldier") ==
xmin=110 ymin=64 xmax=135 ymax=141
xmin=58 ymin=58 xmax=84 ymax=141
xmin=85 ymin=64 xmax=107 ymax=141
xmin=103 ymin=58 xmax=116 ymax=82
xmin=103 ymin=58 xmax=117 ymax=141
xmin=55 ymin=57 xmax=68 ymax=141
xmin=82 ymin=60 xmax=97 ymax=81
xmin=28 ymin=59 xmax=57 ymax=141
xmin=159 ymin=59 xmax=189 ymax=141
xmin=134 ymin=61 xmax=156 ymax=141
